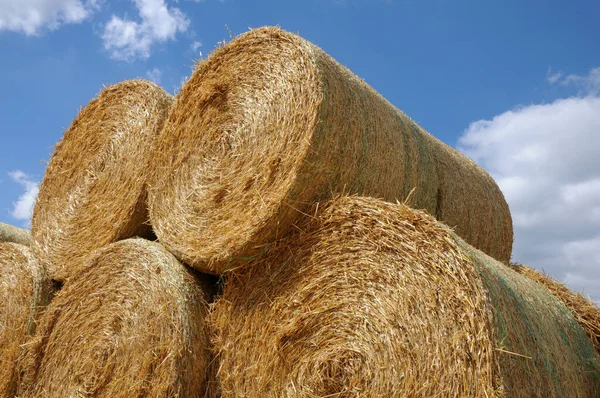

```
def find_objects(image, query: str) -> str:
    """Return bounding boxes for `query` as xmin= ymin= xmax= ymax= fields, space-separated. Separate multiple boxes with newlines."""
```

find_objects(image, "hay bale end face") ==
xmin=209 ymin=196 xmax=499 ymax=397
xmin=32 ymin=79 xmax=173 ymax=281
xmin=17 ymin=238 xmax=213 ymax=397
xmin=149 ymin=26 xmax=513 ymax=274
xmin=0 ymin=243 xmax=51 ymax=397
xmin=0 ymin=222 xmax=31 ymax=246
xmin=511 ymin=263 xmax=600 ymax=354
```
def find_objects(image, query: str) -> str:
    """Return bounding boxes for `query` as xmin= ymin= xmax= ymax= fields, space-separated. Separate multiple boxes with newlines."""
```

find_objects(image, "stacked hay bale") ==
xmin=148 ymin=26 xmax=513 ymax=275
xmin=31 ymin=80 xmax=173 ymax=281
xmin=512 ymin=263 xmax=600 ymax=354
xmin=17 ymin=239 xmax=214 ymax=397
xmin=209 ymin=196 xmax=600 ymax=397
xmin=0 ymin=243 xmax=52 ymax=397
xmin=0 ymin=222 xmax=31 ymax=246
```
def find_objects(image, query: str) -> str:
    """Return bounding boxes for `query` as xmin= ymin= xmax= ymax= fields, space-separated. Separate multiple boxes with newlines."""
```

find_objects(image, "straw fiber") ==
xmin=149 ymin=26 xmax=513 ymax=274
xmin=17 ymin=238 xmax=213 ymax=398
xmin=459 ymin=241 xmax=600 ymax=397
xmin=32 ymin=80 xmax=173 ymax=281
xmin=0 ymin=243 xmax=51 ymax=397
xmin=209 ymin=196 xmax=499 ymax=397
xmin=0 ymin=222 xmax=31 ymax=246
xmin=512 ymin=263 xmax=600 ymax=354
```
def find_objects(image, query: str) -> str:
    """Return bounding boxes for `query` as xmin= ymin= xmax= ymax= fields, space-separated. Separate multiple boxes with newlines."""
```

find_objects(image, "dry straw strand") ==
xmin=17 ymin=238 xmax=214 ymax=398
xmin=32 ymin=79 xmax=173 ymax=281
xmin=458 ymin=240 xmax=600 ymax=397
xmin=208 ymin=196 xmax=499 ymax=397
xmin=0 ymin=243 xmax=52 ymax=397
xmin=0 ymin=222 xmax=31 ymax=246
xmin=511 ymin=263 xmax=600 ymax=354
xmin=148 ymin=26 xmax=513 ymax=274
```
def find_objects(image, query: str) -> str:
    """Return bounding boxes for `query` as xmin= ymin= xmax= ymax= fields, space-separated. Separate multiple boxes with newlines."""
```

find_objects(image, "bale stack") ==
xmin=511 ymin=263 xmax=600 ymax=354
xmin=0 ymin=243 xmax=52 ymax=397
xmin=31 ymin=80 xmax=173 ymax=281
xmin=148 ymin=26 xmax=513 ymax=275
xmin=0 ymin=222 xmax=31 ymax=246
xmin=209 ymin=196 xmax=600 ymax=397
xmin=17 ymin=239 xmax=214 ymax=398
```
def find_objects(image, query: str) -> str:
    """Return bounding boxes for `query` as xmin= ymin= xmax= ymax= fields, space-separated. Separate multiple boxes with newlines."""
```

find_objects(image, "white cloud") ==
xmin=101 ymin=0 xmax=189 ymax=61
xmin=458 ymin=94 xmax=600 ymax=303
xmin=547 ymin=66 xmax=600 ymax=96
xmin=8 ymin=170 xmax=39 ymax=227
xmin=190 ymin=40 xmax=202 ymax=52
xmin=0 ymin=0 xmax=99 ymax=35
xmin=146 ymin=67 xmax=162 ymax=84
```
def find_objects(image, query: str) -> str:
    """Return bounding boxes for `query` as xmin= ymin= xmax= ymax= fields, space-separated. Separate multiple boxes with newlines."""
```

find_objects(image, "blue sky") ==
xmin=1 ymin=0 xmax=600 ymax=300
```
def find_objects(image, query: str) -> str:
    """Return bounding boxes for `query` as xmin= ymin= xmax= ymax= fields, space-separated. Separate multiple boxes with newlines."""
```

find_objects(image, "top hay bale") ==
xmin=32 ymin=79 xmax=173 ymax=281
xmin=148 ymin=26 xmax=513 ymax=274
xmin=0 ymin=222 xmax=31 ymax=246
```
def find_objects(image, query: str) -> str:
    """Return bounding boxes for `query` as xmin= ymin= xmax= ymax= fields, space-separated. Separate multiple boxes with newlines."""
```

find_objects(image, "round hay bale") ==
xmin=0 ymin=222 xmax=31 ymax=246
xmin=17 ymin=238 xmax=213 ymax=397
xmin=209 ymin=196 xmax=600 ymax=397
xmin=148 ymin=26 xmax=513 ymax=274
xmin=458 ymin=240 xmax=600 ymax=397
xmin=209 ymin=196 xmax=499 ymax=397
xmin=0 ymin=243 xmax=52 ymax=397
xmin=32 ymin=79 xmax=173 ymax=281
xmin=511 ymin=263 xmax=600 ymax=354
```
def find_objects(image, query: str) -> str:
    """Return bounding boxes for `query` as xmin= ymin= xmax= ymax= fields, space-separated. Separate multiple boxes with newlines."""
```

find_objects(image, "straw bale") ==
xmin=208 ymin=196 xmax=499 ymax=397
xmin=0 ymin=243 xmax=52 ymax=397
xmin=458 ymin=241 xmax=600 ymax=397
xmin=17 ymin=238 xmax=213 ymax=398
xmin=209 ymin=196 xmax=600 ymax=397
xmin=511 ymin=263 xmax=600 ymax=354
xmin=32 ymin=79 xmax=173 ymax=281
xmin=0 ymin=222 xmax=31 ymax=246
xmin=148 ymin=26 xmax=513 ymax=274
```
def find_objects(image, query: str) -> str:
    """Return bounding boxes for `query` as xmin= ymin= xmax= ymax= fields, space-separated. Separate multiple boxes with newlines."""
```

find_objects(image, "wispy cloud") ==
xmin=547 ymin=66 xmax=600 ymax=95
xmin=8 ymin=170 xmax=39 ymax=227
xmin=101 ymin=0 xmax=189 ymax=61
xmin=146 ymin=67 xmax=162 ymax=84
xmin=190 ymin=40 xmax=202 ymax=53
xmin=0 ymin=0 xmax=99 ymax=35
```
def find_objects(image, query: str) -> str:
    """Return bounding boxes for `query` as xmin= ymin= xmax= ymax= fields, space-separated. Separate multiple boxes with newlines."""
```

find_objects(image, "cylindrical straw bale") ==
xmin=17 ymin=238 xmax=213 ymax=398
xmin=32 ymin=80 xmax=173 ymax=281
xmin=458 ymin=241 xmax=600 ymax=397
xmin=209 ymin=196 xmax=499 ymax=397
xmin=0 ymin=222 xmax=31 ymax=246
xmin=0 ymin=243 xmax=51 ymax=397
xmin=209 ymin=196 xmax=600 ymax=397
xmin=511 ymin=263 xmax=600 ymax=354
xmin=149 ymin=26 xmax=513 ymax=274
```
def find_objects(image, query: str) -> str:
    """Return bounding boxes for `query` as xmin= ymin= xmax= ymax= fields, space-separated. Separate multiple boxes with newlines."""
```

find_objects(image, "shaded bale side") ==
xmin=458 ymin=241 xmax=600 ymax=397
xmin=32 ymin=79 xmax=173 ymax=281
xmin=208 ymin=196 xmax=499 ymax=397
xmin=0 ymin=222 xmax=31 ymax=246
xmin=511 ymin=263 xmax=600 ymax=354
xmin=17 ymin=238 xmax=214 ymax=398
xmin=148 ymin=26 xmax=513 ymax=274
xmin=0 ymin=243 xmax=52 ymax=398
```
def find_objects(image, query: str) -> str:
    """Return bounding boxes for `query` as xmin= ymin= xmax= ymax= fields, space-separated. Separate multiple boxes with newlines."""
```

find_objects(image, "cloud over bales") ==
xmin=459 ymin=94 xmax=600 ymax=303
xmin=102 ymin=0 xmax=190 ymax=61
xmin=8 ymin=170 xmax=39 ymax=227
